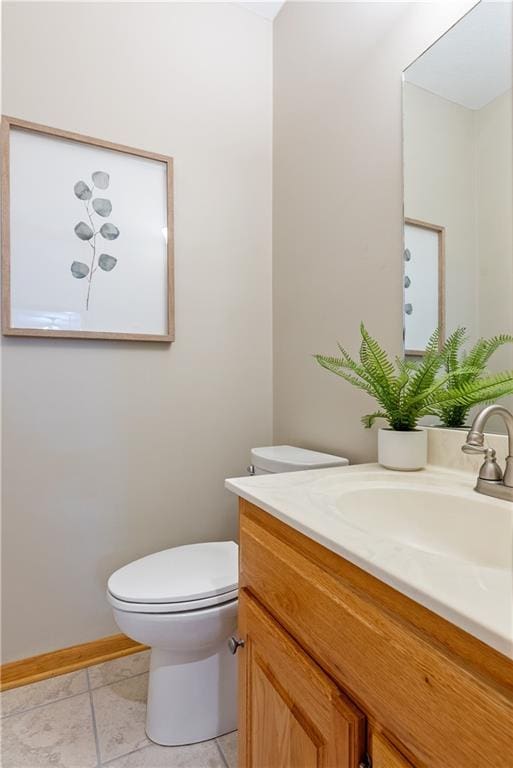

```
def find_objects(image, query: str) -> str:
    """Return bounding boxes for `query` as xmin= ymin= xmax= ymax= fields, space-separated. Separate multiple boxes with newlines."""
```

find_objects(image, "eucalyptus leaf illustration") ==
xmin=74 ymin=181 xmax=92 ymax=201
xmin=74 ymin=221 xmax=94 ymax=240
xmin=71 ymin=261 xmax=90 ymax=279
xmin=92 ymin=198 xmax=112 ymax=217
xmin=92 ymin=171 xmax=109 ymax=189
xmin=98 ymin=254 xmax=117 ymax=272
xmin=100 ymin=223 xmax=120 ymax=240
xmin=72 ymin=173 xmax=120 ymax=311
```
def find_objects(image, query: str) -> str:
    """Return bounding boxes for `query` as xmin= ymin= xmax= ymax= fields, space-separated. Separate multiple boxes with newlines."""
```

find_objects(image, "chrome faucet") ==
xmin=462 ymin=404 xmax=513 ymax=502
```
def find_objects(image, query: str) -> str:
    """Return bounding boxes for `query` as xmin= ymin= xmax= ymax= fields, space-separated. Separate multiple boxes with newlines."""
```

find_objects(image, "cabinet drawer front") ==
xmin=239 ymin=590 xmax=365 ymax=768
xmin=240 ymin=507 xmax=513 ymax=768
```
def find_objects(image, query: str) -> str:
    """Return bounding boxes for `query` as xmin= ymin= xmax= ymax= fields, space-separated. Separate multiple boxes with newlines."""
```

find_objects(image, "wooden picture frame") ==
xmin=1 ymin=116 xmax=174 ymax=342
xmin=403 ymin=217 xmax=445 ymax=357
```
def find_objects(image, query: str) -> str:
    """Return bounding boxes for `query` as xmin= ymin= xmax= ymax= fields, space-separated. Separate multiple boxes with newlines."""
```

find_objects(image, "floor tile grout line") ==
xmin=98 ymin=735 xmax=233 ymax=767
xmin=0 ymin=667 xmax=149 ymax=721
xmin=88 ymin=680 xmax=103 ymax=768
xmin=215 ymin=738 xmax=230 ymax=768
xmin=0 ymin=687 xmax=90 ymax=720
xmin=100 ymin=742 xmax=153 ymax=766
xmin=89 ymin=669 xmax=150 ymax=692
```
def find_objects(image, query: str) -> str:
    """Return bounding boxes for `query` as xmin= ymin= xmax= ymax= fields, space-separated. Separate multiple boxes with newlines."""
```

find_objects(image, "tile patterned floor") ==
xmin=0 ymin=651 xmax=238 ymax=768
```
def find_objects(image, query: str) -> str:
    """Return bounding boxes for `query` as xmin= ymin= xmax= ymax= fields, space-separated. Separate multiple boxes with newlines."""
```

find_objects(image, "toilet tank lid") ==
xmin=251 ymin=445 xmax=349 ymax=473
xmin=107 ymin=541 xmax=238 ymax=605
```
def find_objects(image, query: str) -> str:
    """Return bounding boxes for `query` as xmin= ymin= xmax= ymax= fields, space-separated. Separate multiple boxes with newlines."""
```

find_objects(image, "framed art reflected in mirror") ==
xmin=403 ymin=217 xmax=445 ymax=357
xmin=1 ymin=116 xmax=174 ymax=342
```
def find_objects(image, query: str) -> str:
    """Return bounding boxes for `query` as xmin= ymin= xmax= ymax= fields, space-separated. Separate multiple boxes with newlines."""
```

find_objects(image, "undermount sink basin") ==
xmin=332 ymin=486 xmax=512 ymax=571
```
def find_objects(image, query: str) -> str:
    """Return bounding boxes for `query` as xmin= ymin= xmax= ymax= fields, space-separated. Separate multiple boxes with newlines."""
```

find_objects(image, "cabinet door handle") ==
xmin=228 ymin=636 xmax=245 ymax=654
xmin=358 ymin=756 xmax=372 ymax=768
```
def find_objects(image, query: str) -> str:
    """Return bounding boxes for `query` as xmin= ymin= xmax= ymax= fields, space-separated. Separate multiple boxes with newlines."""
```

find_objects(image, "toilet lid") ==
xmin=107 ymin=541 xmax=238 ymax=604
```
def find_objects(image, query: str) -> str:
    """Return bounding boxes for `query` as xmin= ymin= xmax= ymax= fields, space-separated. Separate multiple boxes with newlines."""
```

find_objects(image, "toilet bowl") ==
xmin=107 ymin=541 xmax=238 ymax=746
xmin=107 ymin=445 xmax=348 ymax=747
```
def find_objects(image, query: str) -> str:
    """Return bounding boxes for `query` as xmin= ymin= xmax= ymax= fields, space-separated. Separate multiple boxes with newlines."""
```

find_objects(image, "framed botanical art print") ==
xmin=403 ymin=217 xmax=445 ymax=357
xmin=1 ymin=116 xmax=174 ymax=341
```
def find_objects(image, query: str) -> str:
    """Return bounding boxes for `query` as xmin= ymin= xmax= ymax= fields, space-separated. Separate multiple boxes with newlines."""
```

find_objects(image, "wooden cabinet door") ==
xmin=370 ymin=731 xmax=414 ymax=768
xmin=238 ymin=589 xmax=365 ymax=768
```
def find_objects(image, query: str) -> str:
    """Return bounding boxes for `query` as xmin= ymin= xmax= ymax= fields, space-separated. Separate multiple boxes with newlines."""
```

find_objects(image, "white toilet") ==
xmin=248 ymin=444 xmax=349 ymax=475
xmin=107 ymin=445 xmax=348 ymax=747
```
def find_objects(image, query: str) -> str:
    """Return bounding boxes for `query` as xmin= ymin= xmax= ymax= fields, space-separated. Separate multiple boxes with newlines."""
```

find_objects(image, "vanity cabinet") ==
xmin=370 ymin=733 xmax=414 ymax=768
xmin=236 ymin=499 xmax=513 ymax=768
xmin=238 ymin=590 xmax=365 ymax=768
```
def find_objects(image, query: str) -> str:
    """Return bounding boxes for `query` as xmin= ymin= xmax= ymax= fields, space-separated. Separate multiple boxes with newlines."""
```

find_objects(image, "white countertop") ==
xmin=226 ymin=463 xmax=513 ymax=658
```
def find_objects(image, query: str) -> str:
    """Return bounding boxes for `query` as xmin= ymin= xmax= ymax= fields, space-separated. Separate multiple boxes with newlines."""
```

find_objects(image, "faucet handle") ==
xmin=462 ymin=443 xmax=503 ymax=481
xmin=478 ymin=448 xmax=503 ymax=482
xmin=461 ymin=442 xmax=489 ymax=456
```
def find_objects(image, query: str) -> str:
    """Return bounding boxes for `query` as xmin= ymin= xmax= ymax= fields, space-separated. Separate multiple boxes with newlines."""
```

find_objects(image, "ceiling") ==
xmin=405 ymin=1 xmax=512 ymax=110
xmin=239 ymin=1 xmax=285 ymax=20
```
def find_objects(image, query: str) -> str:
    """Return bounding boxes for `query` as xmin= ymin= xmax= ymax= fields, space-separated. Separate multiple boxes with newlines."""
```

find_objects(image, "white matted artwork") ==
xmin=2 ymin=117 xmax=174 ymax=341
xmin=403 ymin=218 xmax=445 ymax=356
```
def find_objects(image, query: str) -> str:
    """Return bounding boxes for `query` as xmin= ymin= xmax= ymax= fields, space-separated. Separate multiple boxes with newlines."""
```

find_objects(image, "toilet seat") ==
xmin=107 ymin=540 xmax=238 ymax=614
xmin=107 ymin=588 xmax=238 ymax=614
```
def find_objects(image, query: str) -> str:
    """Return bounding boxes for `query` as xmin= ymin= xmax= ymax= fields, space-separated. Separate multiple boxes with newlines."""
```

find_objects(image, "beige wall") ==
xmin=272 ymin=1 xmax=476 ymax=464
xmin=476 ymin=89 xmax=513 ymax=374
xmin=1 ymin=1 xmax=273 ymax=662
xmin=476 ymin=89 xmax=513 ymax=421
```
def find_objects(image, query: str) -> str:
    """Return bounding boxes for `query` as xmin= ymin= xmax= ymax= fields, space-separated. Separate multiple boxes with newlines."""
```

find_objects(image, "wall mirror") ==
xmin=402 ymin=0 xmax=513 ymax=432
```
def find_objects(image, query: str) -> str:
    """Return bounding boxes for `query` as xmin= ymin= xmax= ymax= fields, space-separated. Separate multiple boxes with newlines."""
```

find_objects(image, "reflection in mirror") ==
xmin=403 ymin=1 xmax=513 ymax=432
xmin=404 ymin=218 xmax=444 ymax=355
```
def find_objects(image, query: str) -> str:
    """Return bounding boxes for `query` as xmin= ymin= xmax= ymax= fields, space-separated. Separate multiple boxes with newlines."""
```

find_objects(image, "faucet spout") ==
xmin=462 ymin=404 xmax=513 ymax=500
xmin=467 ymin=404 xmax=513 ymax=450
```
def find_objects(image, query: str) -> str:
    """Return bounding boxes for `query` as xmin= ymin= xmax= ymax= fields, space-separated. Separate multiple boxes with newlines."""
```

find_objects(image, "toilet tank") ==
xmin=249 ymin=445 xmax=349 ymax=475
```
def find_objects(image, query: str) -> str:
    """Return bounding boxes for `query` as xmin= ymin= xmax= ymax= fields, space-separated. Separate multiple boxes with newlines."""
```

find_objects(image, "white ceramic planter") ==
xmin=378 ymin=428 xmax=427 ymax=471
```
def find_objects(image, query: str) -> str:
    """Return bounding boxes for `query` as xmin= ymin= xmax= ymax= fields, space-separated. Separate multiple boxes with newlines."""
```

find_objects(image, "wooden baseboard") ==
xmin=0 ymin=634 xmax=147 ymax=691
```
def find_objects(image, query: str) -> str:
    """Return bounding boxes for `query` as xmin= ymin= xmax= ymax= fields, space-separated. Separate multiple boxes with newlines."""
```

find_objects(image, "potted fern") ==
xmin=433 ymin=332 xmax=513 ymax=428
xmin=314 ymin=324 xmax=513 ymax=471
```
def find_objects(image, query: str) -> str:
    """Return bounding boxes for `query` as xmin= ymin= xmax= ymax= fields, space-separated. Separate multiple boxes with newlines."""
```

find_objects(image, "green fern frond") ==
xmin=361 ymin=411 xmax=389 ymax=428
xmin=440 ymin=370 xmax=513 ymax=409
xmin=314 ymin=355 xmax=378 ymax=398
xmin=314 ymin=324 xmax=513 ymax=432
xmin=405 ymin=330 xmax=445 ymax=400
xmin=464 ymin=334 xmax=513 ymax=372
xmin=443 ymin=327 xmax=467 ymax=382
xmin=439 ymin=332 xmax=513 ymax=426
xmin=314 ymin=354 xmax=383 ymax=394
xmin=359 ymin=323 xmax=396 ymax=387
xmin=424 ymin=327 xmax=441 ymax=357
